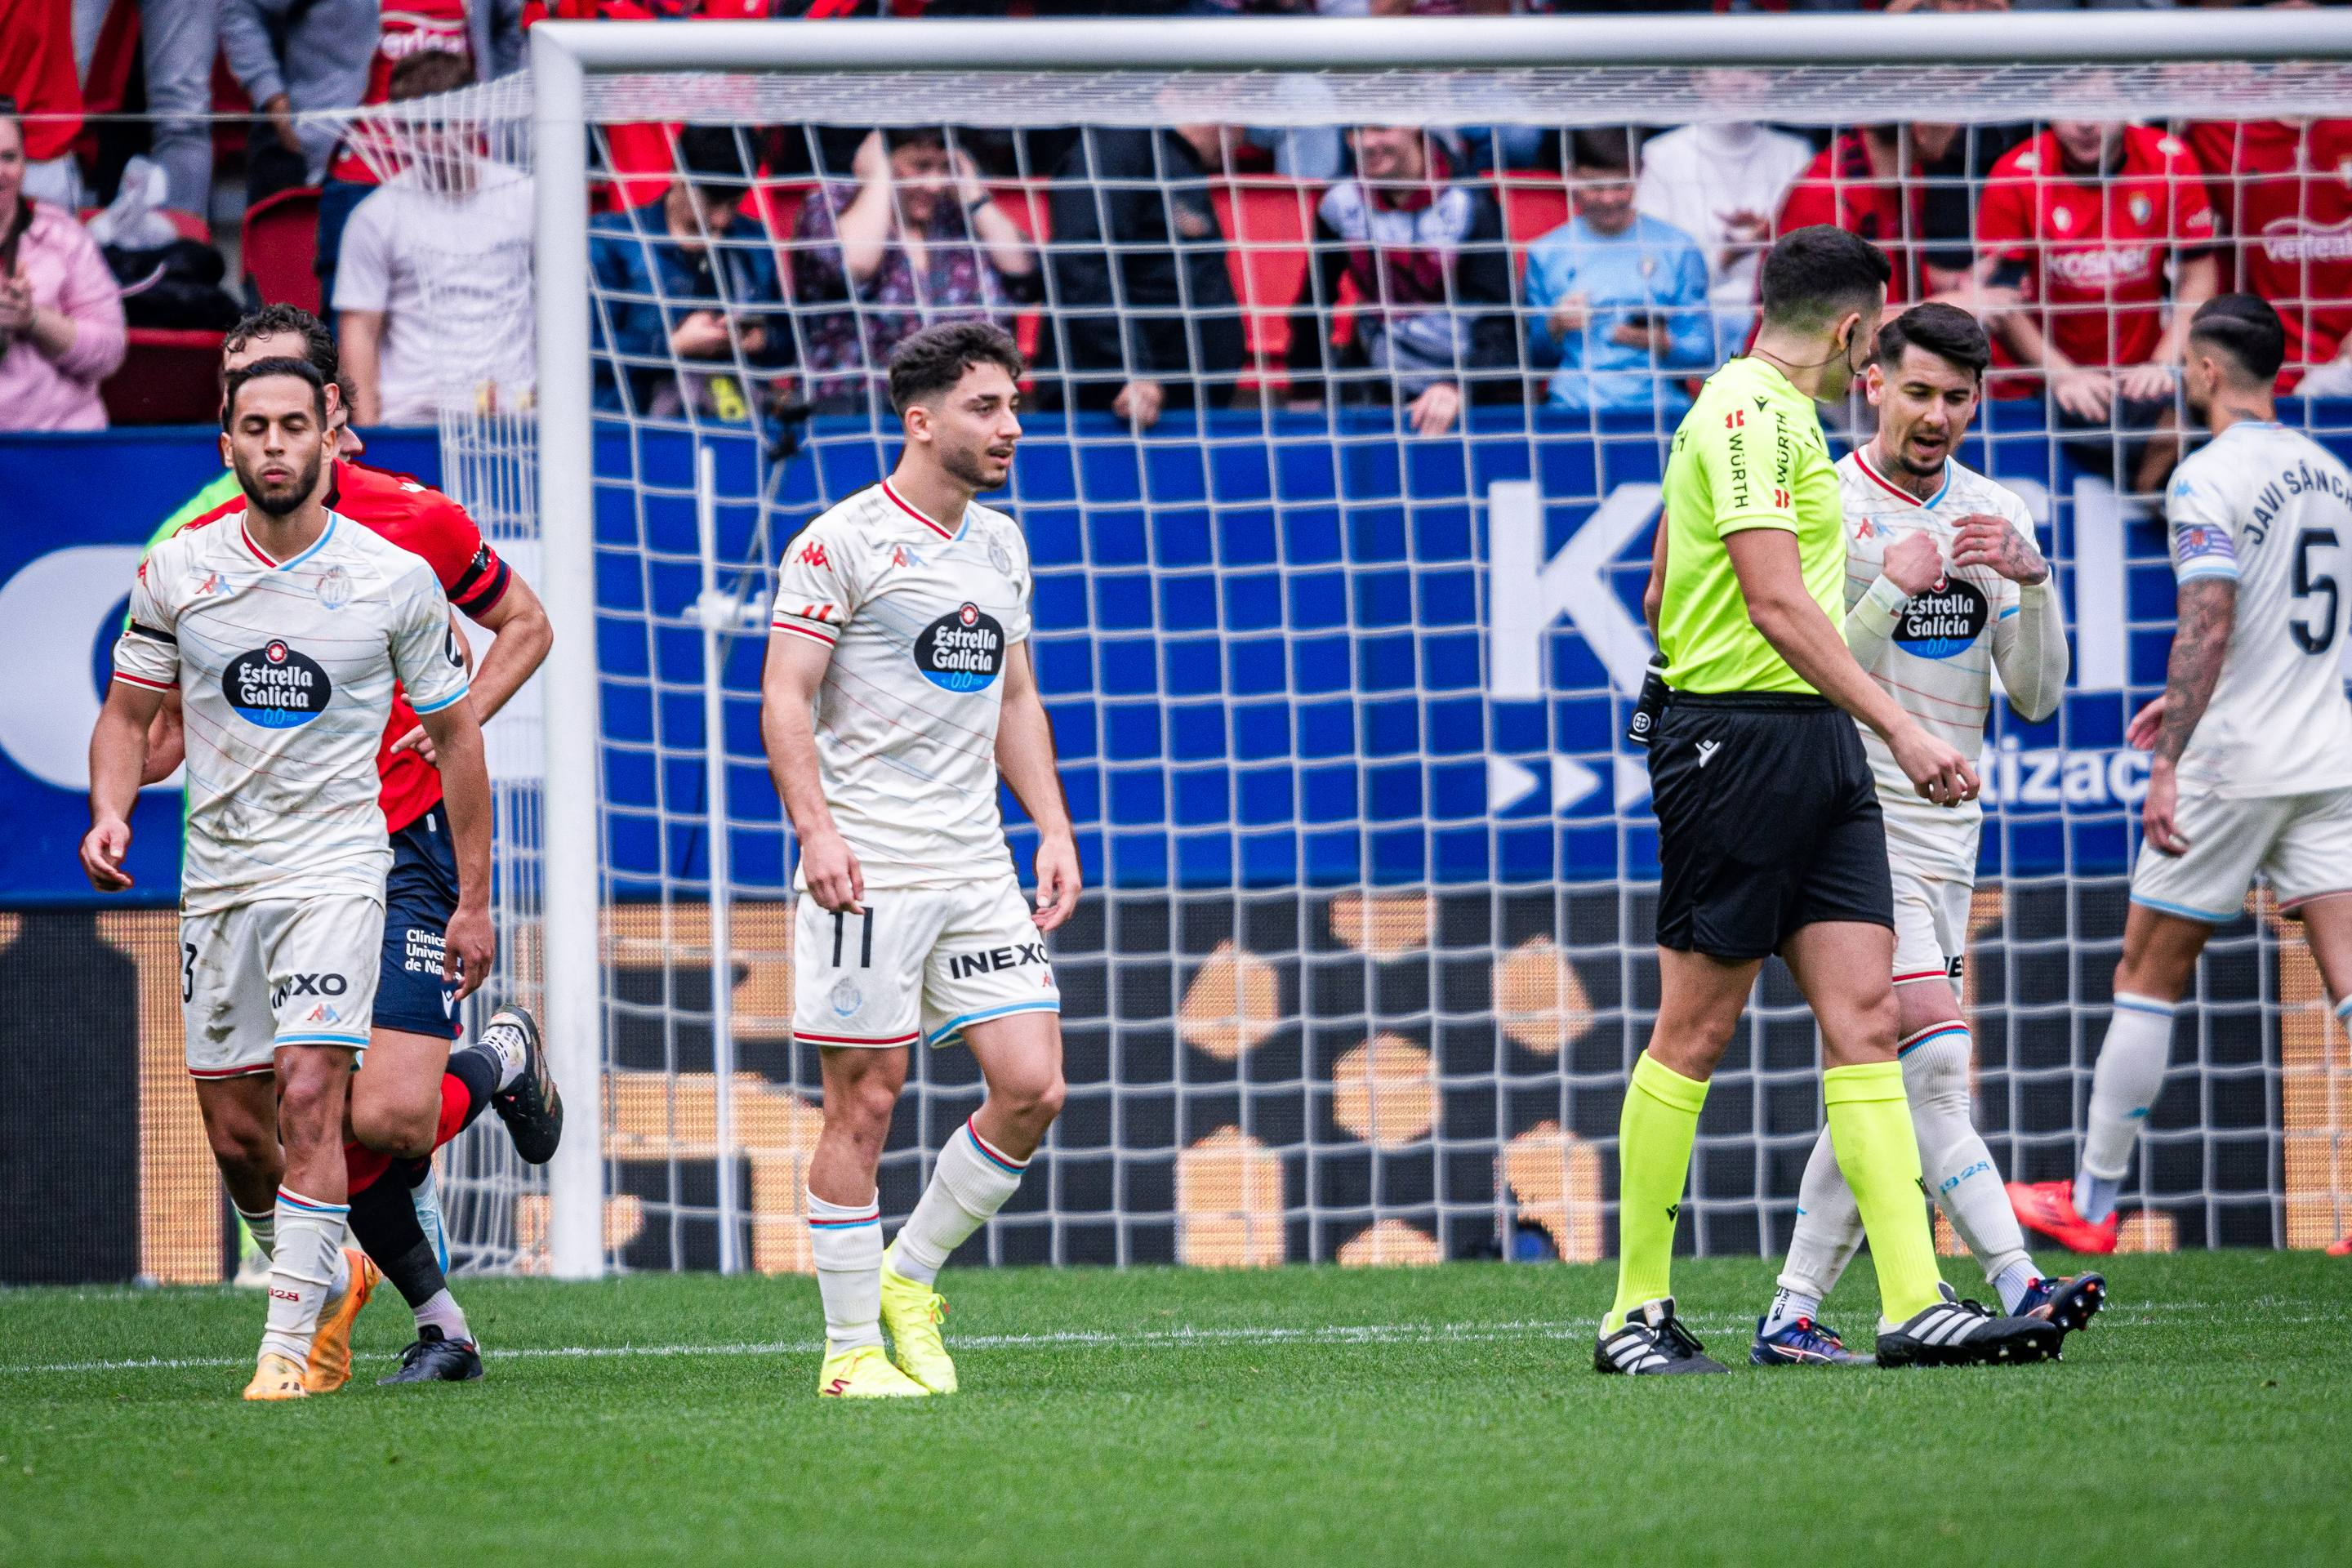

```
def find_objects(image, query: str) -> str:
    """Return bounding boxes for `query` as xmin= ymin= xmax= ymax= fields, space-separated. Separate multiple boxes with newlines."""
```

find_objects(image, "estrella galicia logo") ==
xmin=1895 ymin=578 xmax=1989 ymax=661
xmin=224 ymin=640 xmax=331 ymax=728
xmin=913 ymin=602 xmax=1005 ymax=693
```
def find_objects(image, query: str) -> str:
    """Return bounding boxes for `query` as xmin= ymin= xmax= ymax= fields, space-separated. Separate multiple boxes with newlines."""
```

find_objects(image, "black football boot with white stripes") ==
xmin=1593 ymin=1298 xmax=1730 ymax=1375
xmin=1875 ymin=1282 xmax=2065 ymax=1370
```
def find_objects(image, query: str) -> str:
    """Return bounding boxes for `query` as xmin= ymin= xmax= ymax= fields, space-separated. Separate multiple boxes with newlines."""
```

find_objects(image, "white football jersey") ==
xmin=1840 ymin=450 xmax=2047 ymax=880
xmin=2165 ymin=420 xmax=2352 ymax=799
xmin=114 ymin=510 xmax=470 ymax=915
xmin=769 ymin=480 xmax=1035 ymax=890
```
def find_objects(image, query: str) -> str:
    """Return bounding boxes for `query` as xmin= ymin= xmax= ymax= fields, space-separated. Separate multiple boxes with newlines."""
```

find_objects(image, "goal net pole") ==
xmin=528 ymin=13 xmax=2352 ymax=1281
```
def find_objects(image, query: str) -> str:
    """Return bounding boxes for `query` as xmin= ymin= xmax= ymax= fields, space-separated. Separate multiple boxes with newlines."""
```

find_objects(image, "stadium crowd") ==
xmin=0 ymin=0 xmax=2344 ymax=448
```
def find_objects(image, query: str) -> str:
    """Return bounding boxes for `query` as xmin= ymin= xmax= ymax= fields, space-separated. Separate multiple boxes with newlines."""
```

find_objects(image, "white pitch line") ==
xmin=6 ymin=1299 xmax=2341 ymax=1378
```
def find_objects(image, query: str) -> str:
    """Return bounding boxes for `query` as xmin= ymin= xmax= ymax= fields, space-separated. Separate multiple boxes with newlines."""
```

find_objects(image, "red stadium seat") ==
xmin=101 ymin=328 xmax=229 ymax=425
xmin=241 ymin=185 xmax=322 ymax=313
xmin=1210 ymin=178 xmax=1321 ymax=395
xmin=1494 ymin=170 xmax=1570 ymax=262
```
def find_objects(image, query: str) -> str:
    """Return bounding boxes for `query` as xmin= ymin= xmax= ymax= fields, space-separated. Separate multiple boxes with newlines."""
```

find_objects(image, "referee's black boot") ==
xmin=1593 ymin=1298 xmax=1729 ymax=1375
xmin=1875 ymin=1282 xmax=2064 ymax=1370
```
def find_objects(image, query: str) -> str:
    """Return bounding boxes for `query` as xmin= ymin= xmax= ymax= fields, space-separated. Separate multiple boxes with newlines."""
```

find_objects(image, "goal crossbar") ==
xmin=527 ymin=13 xmax=2352 ymax=1280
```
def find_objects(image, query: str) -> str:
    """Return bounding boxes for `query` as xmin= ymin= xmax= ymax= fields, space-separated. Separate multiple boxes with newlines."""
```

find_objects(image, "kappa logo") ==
xmin=798 ymin=540 xmax=830 ymax=570
xmin=1695 ymin=740 xmax=1721 ymax=768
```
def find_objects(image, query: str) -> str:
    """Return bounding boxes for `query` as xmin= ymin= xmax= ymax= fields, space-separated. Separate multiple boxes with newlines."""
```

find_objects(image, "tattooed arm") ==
xmin=2142 ymin=577 xmax=2236 ymax=856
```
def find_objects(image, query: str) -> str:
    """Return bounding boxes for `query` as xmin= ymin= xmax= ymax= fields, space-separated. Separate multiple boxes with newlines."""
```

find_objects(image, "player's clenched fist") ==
xmin=80 ymin=817 xmax=134 ymax=891
xmin=800 ymin=829 xmax=864 ymax=915
xmin=1880 ymin=530 xmax=1944 ymax=596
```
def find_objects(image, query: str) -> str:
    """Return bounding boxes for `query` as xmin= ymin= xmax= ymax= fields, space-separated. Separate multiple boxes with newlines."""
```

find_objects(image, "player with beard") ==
xmin=763 ymin=322 xmax=1077 ymax=1398
xmin=85 ymin=359 xmax=492 ymax=1400
xmin=139 ymin=306 xmax=559 ymax=1387
xmin=2012 ymin=296 xmax=2352 ymax=1254
xmin=1609 ymin=230 xmax=2060 ymax=1375
xmin=1748 ymin=304 xmax=2104 ymax=1365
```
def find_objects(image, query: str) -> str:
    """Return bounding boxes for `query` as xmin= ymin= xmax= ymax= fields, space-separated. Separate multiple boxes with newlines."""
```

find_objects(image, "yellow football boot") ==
xmin=243 ymin=1352 xmax=309 ymax=1401
xmin=879 ymin=1243 xmax=957 ymax=1394
xmin=817 ymin=1344 xmax=930 ymax=1399
xmin=302 ymin=1248 xmax=381 ymax=1394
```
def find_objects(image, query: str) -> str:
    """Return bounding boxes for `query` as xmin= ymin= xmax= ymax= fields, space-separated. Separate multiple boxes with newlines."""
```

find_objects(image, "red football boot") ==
xmin=2328 ymin=1232 xmax=2351 ymax=1258
xmin=2007 ymin=1179 xmax=2120 ymax=1255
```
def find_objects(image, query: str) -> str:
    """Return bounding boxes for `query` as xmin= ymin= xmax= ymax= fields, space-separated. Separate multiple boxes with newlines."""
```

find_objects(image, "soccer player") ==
xmin=1748 ymin=303 xmax=2104 ymax=1367
xmin=760 ymin=321 xmax=1076 ymax=1399
xmin=1606 ymin=228 xmax=2060 ymax=1375
xmin=141 ymin=305 xmax=560 ymax=1385
xmin=2011 ymin=295 xmax=2352 ymax=1254
xmin=83 ymin=358 xmax=492 ymax=1400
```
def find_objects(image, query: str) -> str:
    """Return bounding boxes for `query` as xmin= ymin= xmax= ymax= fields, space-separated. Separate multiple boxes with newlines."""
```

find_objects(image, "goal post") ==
xmin=507 ymin=13 xmax=2352 ymax=1281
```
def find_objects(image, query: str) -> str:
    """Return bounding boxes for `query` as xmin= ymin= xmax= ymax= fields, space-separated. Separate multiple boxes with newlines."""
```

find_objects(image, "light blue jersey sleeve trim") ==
xmin=408 ymin=683 xmax=472 ymax=715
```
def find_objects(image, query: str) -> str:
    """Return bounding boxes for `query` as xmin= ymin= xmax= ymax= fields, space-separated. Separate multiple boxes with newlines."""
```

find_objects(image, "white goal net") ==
xmin=345 ymin=13 xmax=2352 ymax=1277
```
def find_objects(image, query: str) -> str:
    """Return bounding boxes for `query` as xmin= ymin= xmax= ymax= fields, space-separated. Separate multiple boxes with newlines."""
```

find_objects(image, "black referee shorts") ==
xmin=1648 ymin=692 xmax=1894 ymax=961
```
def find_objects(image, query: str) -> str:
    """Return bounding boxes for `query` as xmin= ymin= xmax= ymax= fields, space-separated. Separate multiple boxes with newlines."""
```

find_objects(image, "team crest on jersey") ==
xmin=2052 ymin=204 xmax=2074 ymax=233
xmin=223 ymin=641 xmax=332 ymax=728
xmin=314 ymin=564 xmax=351 ymax=611
xmin=987 ymin=534 xmax=1013 ymax=576
xmin=914 ymin=602 xmax=1006 ymax=692
xmin=2128 ymin=193 xmax=2153 ymax=226
xmin=829 ymin=978 xmax=862 ymax=1018
xmin=1895 ymin=578 xmax=1990 ymax=661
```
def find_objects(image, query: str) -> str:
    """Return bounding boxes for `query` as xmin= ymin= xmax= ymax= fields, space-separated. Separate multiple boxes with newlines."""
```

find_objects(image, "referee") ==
xmin=1596 ymin=227 xmax=2056 ymax=1374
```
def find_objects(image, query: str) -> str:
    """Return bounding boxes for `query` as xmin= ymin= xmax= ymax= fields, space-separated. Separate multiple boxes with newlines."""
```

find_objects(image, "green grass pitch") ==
xmin=3 ymin=1251 xmax=2347 ymax=1566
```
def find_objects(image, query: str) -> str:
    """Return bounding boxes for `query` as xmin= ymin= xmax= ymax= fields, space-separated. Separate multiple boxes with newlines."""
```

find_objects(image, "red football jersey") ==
xmin=2185 ymin=118 xmax=2352 ymax=383
xmin=1776 ymin=132 xmax=1931 ymax=305
xmin=327 ymin=0 xmax=477 ymax=186
xmin=185 ymin=460 xmax=510 ymax=833
xmin=1976 ymin=127 xmax=2218 ymax=371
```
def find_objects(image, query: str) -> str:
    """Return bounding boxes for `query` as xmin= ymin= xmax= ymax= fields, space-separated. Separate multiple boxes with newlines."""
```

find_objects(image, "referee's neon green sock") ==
xmin=1604 ymin=1053 xmax=1708 ymax=1334
xmin=1823 ymin=1060 xmax=1944 ymax=1324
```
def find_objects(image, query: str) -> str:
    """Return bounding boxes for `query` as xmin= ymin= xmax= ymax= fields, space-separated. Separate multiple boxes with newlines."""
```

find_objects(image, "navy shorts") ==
xmin=376 ymin=808 xmax=463 ymax=1040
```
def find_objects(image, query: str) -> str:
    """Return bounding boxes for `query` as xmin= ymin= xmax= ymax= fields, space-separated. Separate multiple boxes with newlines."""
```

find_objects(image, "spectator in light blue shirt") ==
xmin=1522 ymin=129 xmax=1714 ymax=418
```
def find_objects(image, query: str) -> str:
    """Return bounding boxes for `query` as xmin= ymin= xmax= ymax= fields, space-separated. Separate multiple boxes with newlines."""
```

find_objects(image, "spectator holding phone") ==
xmin=1523 ymin=129 xmax=1714 ymax=418
xmin=589 ymin=124 xmax=792 ymax=420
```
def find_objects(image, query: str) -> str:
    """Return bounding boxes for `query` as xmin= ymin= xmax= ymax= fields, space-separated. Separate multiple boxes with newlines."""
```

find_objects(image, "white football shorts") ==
xmin=2131 ymin=783 xmax=2352 ymax=924
xmin=1890 ymin=864 xmax=1972 ymax=987
xmin=792 ymin=876 xmax=1061 ymax=1049
xmin=182 ymin=894 xmax=385 ymax=1078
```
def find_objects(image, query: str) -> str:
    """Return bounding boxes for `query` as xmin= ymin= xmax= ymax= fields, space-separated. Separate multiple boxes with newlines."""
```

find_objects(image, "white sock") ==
xmin=1761 ymin=1284 xmax=1823 ymax=1336
xmin=806 ymin=1188 xmax=883 ymax=1352
xmin=1775 ymin=1125 xmax=1864 ymax=1321
xmin=235 ymin=1202 xmax=277 ymax=1265
xmin=482 ymin=1026 xmax=528 ymax=1089
xmin=2078 ymin=993 xmax=2175 ymax=1222
xmin=1991 ymin=1258 xmax=2040 ymax=1314
xmin=1900 ymin=1022 xmax=2037 ymax=1292
xmin=889 ymin=1117 xmax=1028 ymax=1287
xmin=258 ymin=1187 xmax=348 ymax=1365
xmin=414 ymin=1288 xmax=471 ymax=1344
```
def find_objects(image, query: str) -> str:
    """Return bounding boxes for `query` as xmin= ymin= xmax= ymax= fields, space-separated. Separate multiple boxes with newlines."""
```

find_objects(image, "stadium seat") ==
xmin=1493 ymin=169 xmax=1570 ymax=261
xmin=750 ymin=177 xmax=815 ymax=287
xmin=240 ymin=186 xmax=322 ymax=312
xmin=1210 ymin=179 xmax=1321 ymax=395
xmin=100 ymin=328 xmax=229 ymax=425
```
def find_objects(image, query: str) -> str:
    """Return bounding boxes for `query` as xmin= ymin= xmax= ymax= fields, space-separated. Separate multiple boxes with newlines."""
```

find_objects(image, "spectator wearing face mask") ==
xmin=793 ymin=127 xmax=1041 ymax=418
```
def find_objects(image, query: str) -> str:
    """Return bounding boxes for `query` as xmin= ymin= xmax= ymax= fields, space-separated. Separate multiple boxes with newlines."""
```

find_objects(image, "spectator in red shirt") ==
xmin=0 ymin=1 xmax=85 ymax=207
xmin=2184 ymin=118 xmax=2352 ymax=394
xmin=1977 ymin=119 xmax=2220 ymax=487
xmin=1775 ymin=124 xmax=1970 ymax=308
